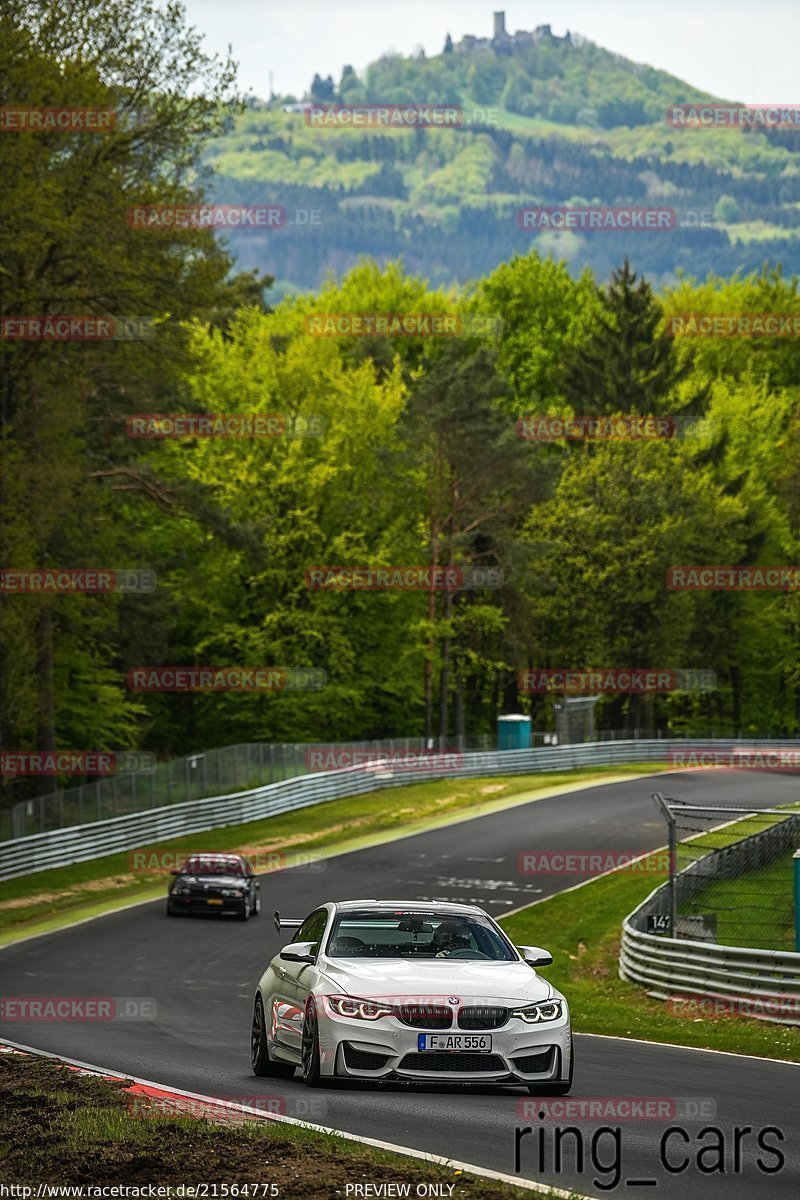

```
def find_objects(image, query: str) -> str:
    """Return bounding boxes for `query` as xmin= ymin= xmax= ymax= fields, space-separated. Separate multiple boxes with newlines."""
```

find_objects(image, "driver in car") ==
xmin=432 ymin=919 xmax=472 ymax=957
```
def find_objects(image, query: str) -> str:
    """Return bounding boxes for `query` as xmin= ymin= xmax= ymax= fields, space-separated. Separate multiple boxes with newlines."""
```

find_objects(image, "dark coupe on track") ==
xmin=166 ymin=853 xmax=261 ymax=920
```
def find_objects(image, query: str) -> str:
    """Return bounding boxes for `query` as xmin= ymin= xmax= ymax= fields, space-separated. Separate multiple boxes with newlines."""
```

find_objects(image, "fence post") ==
xmin=652 ymin=792 xmax=677 ymax=935
xmin=794 ymin=849 xmax=800 ymax=953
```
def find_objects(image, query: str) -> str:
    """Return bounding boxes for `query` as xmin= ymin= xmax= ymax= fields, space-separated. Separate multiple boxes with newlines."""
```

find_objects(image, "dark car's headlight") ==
xmin=220 ymin=888 xmax=244 ymax=898
xmin=326 ymin=995 xmax=394 ymax=1020
xmin=171 ymin=883 xmax=190 ymax=895
xmin=510 ymin=999 xmax=564 ymax=1023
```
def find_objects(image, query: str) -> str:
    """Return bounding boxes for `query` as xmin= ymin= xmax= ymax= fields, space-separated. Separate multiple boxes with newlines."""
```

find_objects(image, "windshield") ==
xmin=326 ymin=910 xmax=517 ymax=961
xmin=180 ymin=855 xmax=244 ymax=877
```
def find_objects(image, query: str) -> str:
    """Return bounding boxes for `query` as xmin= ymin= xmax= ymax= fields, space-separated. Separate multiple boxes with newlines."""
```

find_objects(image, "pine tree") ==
xmin=559 ymin=259 xmax=704 ymax=417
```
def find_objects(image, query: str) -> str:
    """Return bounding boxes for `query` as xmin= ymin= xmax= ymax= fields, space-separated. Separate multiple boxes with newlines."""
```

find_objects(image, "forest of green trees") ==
xmin=3 ymin=1 xmax=800 ymax=813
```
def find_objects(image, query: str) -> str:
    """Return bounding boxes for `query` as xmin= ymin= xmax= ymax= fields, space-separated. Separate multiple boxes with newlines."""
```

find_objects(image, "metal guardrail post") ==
xmin=794 ymin=849 xmax=800 ymax=953
xmin=652 ymin=792 xmax=677 ymax=935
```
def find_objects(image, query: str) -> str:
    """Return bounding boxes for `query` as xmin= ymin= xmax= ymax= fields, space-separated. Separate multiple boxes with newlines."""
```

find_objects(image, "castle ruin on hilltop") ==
xmin=455 ymin=11 xmax=572 ymax=53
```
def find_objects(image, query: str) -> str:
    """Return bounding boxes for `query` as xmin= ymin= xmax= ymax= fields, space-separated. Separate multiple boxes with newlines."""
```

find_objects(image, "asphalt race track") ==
xmin=2 ymin=770 xmax=800 ymax=1198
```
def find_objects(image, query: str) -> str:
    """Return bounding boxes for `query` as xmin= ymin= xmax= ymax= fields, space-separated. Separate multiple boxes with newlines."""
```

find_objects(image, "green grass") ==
xmin=501 ymin=809 xmax=800 ymax=1061
xmin=0 ymin=764 xmax=665 ymax=945
xmin=678 ymin=848 xmax=796 ymax=950
xmin=1 ymin=1053 xmax=569 ymax=1196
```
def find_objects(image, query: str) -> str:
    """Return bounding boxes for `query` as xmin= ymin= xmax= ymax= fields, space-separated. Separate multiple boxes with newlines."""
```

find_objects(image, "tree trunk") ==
xmin=438 ymin=584 xmax=453 ymax=741
xmin=454 ymin=667 xmax=465 ymax=745
xmin=35 ymin=596 xmax=56 ymax=797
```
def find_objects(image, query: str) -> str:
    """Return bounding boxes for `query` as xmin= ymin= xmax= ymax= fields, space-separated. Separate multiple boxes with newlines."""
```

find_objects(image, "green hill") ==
xmin=203 ymin=19 xmax=800 ymax=291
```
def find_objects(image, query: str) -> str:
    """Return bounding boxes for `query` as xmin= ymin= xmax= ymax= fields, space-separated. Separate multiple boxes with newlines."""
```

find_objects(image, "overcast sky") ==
xmin=180 ymin=0 xmax=798 ymax=105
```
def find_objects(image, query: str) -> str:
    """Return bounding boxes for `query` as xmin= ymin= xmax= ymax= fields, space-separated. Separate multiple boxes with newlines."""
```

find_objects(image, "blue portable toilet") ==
xmin=497 ymin=713 xmax=531 ymax=750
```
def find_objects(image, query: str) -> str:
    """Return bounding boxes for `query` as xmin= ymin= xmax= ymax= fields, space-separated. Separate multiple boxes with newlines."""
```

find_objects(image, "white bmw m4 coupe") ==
xmin=251 ymin=899 xmax=573 ymax=1092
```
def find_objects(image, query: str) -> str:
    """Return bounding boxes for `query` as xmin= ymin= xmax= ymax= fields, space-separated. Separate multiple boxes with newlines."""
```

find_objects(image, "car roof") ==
xmin=332 ymin=899 xmax=485 ymax=916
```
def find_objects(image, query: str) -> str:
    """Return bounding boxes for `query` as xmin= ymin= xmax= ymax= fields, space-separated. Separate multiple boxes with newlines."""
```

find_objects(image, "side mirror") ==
xmin=170 ymin=869 xmax=181 ymax=876
xmin=518 ymin=945 xmax=553 ymax=967
xmin=279 ymin=941 xmax=317 ymax=964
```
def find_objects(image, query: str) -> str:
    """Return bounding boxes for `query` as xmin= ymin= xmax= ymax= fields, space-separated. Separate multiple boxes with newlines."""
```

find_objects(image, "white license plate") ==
xmin=417 ymin=1033 xmax=492 ymax=1052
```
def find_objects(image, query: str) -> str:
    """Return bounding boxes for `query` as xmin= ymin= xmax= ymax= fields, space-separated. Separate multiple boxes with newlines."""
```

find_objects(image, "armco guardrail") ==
xmin=620 ymin=813 xmax=800 ymax=1026
xmin=1 ymin=737 xmax=798 ymax=883
xmin=620 ymin=923 xmax=800 ymax=1026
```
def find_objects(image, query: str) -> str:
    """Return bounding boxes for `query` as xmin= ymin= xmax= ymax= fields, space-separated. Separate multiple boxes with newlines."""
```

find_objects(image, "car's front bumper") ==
xmin=318 ymin=1007 xmax=571 ymax=1084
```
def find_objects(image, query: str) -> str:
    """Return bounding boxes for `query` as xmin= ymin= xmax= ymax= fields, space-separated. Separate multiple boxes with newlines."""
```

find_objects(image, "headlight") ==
xmin=510 ymin=999 xmax=564 ymax=1023
xmin=326 ymin=995 xmax=394 ymax=1020
xmin=171 ymin=884 xmax=190 ymax=895
xmin=220 ymin=888 xmax=243 ymax=898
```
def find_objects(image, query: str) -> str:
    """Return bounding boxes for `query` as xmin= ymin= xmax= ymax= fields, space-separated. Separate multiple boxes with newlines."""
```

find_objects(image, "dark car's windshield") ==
xmin=326 ymin=910 xmax=516 ymax=960
xmin=180 ymin=855 xmax=245 ymax=877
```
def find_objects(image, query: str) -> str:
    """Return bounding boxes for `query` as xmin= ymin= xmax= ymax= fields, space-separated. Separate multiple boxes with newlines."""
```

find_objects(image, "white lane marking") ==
xmin=0 ymin=1038 xmax=587 ymax=1199
xmin=575 ymin=1031 xmax=800 ymax=1067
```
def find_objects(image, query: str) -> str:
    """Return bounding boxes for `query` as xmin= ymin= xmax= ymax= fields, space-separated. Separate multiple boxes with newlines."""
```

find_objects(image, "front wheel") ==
xmin=251 ymin=995 xmax=296 ymax=1078
xmin=252 ymin=889 xmax=261 ymax=916
xmin=301 ymin=998 xmax=323 ymax=1087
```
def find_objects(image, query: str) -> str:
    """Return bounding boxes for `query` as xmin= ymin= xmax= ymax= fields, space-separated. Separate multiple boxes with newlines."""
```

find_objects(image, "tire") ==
xmin=527 ymin=1037 xmax=574 ymax=1096
xmin=301 ymin=997 xmax=323 ymax=1087
xmin=238 ymin=899 xmax=251 ymax=921
xmin=251 ymin=995 xmax=296 ymax=1079
xmin=252 ymin=890 xmax=261 ymax=916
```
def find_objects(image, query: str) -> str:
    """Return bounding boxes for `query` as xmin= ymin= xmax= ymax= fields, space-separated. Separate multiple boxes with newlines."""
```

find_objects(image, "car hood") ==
xmin=320 ymin=957 xmax=553 ymax=1004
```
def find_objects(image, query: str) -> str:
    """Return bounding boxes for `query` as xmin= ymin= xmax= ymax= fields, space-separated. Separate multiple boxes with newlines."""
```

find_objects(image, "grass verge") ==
xmin=0 ymin=765 xmax=665 ymax=946
xmin=0 ymin=1052 xmax=566 ymax=1196
xmin=501 ymin=808 xmax=800 ymax=1062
